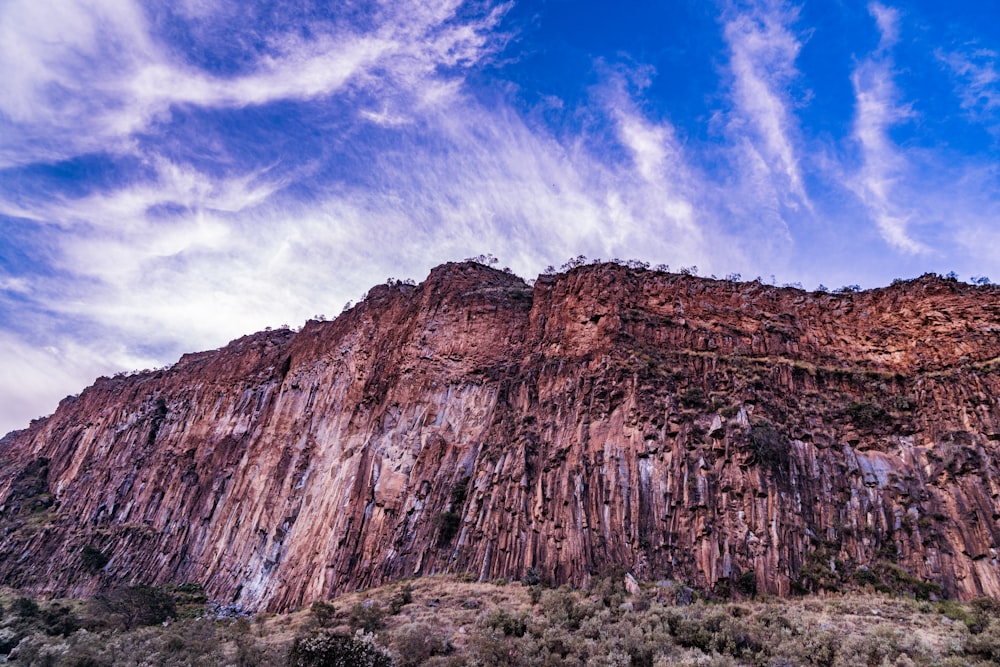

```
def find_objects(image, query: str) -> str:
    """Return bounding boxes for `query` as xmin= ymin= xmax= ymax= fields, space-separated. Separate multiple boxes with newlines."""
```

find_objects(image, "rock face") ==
xmin=2 ymin=262 xmax=1000 ymax=611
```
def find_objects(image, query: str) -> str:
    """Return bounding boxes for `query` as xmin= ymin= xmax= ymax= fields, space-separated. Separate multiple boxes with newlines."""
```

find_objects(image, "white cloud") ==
xmin=869 ymin=3 xmax=900 ymax=50
xmin=0 ymin=0 xmax=530 ymax=435
xmin=848 ymin=4 xmax=927 ymax=254
xmin=0 ymin=0 xmax=152 ymax=123
xmin=0 ymin=331 xmax=157 ymax=438
xmin=0 ymin=0 xmax=157 ymax=165
xmin=938 ymin=47 xmax=1000 ymax=117
xmin=842 ymin=6 xmax=1000 ymax=266
xmin=722 ymin=0 xmax=811 ymax=213
xmin=0 ymin=70 xmax=728 ymax=409
xmin=0 ymin=0 xmax=509 ymax=167
xmin=0 ymin=277 xmax=31 ymax=294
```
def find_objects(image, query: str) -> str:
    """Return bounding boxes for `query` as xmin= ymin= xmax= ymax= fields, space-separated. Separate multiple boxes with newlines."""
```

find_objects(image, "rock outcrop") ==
xmin=2 ymin=262 xmax=1000 ymax=611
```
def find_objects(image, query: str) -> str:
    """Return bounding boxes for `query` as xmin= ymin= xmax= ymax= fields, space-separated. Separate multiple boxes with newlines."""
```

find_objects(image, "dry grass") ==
xmin=327 ymin=576 xmax=532 ymax=653
xmin=2 ymin=577 xmax=999 ymax=665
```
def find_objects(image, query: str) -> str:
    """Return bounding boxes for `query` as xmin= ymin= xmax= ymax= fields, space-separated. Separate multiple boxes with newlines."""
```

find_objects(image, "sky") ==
xmin=1 ymin=0 xmax=999 ymax=435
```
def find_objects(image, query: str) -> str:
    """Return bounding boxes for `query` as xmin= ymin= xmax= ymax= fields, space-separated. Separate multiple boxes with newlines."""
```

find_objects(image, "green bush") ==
xmin=482 ymin=608 xmax=528 ymax=637
xmin=748 ymin=423 xmax=790 ymax=476
xmin=348 ymin=602 xmax=385 ymax=634
xmin=80 ymin=545 xmax=110 ymax=574
xmin=87 ymin=585 xmax=177 ymax=630
xmin=539 ymin=586 xmax=588 ymax=631
xmin=449 ymin=479 xmax=469 ymax=508
xmin=734 ymin=572 xmax=757 ymax=598
xmin=936 ymin=598 xmax=999 ymax=633
xmin=41 ymin=602 xmax=80 ymax=637
xmin=966 ymin=622 xmax=1000 ymax=662
xmin=390 ymin=622 xmax=452 ymax=667
xmin=845 ymin=401 xmax=887 ymax=428
xmin=679 ymin=388 xmax=707 ymax=409
xmin=388 ymin=585 xmax=412 ymax=615
xmin=12 ymin=596 xmax=40 ymax=618
xmin=287 ymin=630 xmax=392 ymax=667
xmin=173 ymin=581 xmax=208 ymax=603
xmin=171 ymin=581 xmax=210 ymax=617
xmin=310 ymin=600 xmax=337 ymax=628
xmin=852 ymin=567 xmax=877 ymax=587
xmin=587 ymin=566 xmax=627 ymax=607
xmin=969 ymin=597 xmax=1000 ymax=633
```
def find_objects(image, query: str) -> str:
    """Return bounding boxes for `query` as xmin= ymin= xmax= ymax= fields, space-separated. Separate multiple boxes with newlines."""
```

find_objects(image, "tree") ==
xmin=88 ymin=585 xmax=177 ymax=630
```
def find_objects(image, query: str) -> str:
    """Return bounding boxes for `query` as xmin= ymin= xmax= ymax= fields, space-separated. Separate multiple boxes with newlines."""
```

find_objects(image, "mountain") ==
xmin=1 ymin=262 xmax=999 ymax=612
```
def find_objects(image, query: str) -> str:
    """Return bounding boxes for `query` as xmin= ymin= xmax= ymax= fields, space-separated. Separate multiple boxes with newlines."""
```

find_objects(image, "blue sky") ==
xmin=1 ymin=0 xmax=999 ymax=435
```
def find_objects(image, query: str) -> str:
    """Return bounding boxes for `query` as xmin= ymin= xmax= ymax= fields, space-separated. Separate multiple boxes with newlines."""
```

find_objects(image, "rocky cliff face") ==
xmin=2 ymin=263 xmax=1000 ymax=611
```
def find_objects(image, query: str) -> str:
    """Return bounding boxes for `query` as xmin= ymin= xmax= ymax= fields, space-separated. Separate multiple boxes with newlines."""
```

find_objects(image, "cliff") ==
xmin=1 ymin=262 xmax=999 ymax=611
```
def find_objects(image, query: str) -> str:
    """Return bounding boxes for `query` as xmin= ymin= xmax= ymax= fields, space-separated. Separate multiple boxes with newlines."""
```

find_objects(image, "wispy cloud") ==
xmin=849 ymin=3 xmax=928 ymax=254
xmin=844 ymin=3 xmax=1000 ymax=265
xmin=937 ymin=47 xmax=1000 ymax=120
xmin=869 ymin=2 xmax=901 ymax=49
xmin=722 ymin=0 xmax=812 ymax=214
xmin=0 ymin=0 xmax=509 ymax=167
xmin=0 ymin=0 xmax=515 ymax=433
xmin=0 ymin=330 xmax=156 ymax=437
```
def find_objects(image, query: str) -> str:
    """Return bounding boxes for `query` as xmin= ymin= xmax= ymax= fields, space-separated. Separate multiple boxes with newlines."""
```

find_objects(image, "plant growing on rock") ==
xmin=748 ymin=423 xmax=790 ymax=477
xmin=80 ymin=544 xmax=110 ymax=574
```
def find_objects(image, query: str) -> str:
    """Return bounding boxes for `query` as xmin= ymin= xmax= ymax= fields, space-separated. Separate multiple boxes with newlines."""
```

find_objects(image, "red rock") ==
xmin=1 ymin=263 xmax=999 ymax=610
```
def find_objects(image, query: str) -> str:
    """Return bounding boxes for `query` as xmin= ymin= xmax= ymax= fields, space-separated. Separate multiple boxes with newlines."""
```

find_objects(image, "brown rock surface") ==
xmin=2 ymin=262 xmax=1000 ymax=611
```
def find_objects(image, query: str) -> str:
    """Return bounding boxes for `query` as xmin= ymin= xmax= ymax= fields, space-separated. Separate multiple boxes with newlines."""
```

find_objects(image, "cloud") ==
xmin=0 ymin=0 xmax=510 ymax=167
xmin=0 ymin=0 xmax=515 ymax=434
xmin=843 ymin=5 xmax=1000 ymax=265
xmin=937 ymin=47 xmax=1000 ymax=119
xmin=722 ymin=0 xmax=811 ymax=214
xmin=0 ymin=330 xmax=157 ymax=437
xmin=0 ymin=0 xmax=156 ymax=165
xmin=848 ymin=3 xmax=927 ymax=254
xmin=868 ymin=2 xmax=900 ymax=50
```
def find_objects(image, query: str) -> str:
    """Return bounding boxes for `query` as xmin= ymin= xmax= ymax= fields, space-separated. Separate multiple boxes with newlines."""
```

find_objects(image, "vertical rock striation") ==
xmin=2 ymin=262 xmax=1000 ymax=611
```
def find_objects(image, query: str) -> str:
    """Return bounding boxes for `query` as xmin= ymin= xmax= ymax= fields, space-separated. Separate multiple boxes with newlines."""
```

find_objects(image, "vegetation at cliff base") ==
xmin=3 ymin=575 xmax=1000 ymax=666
